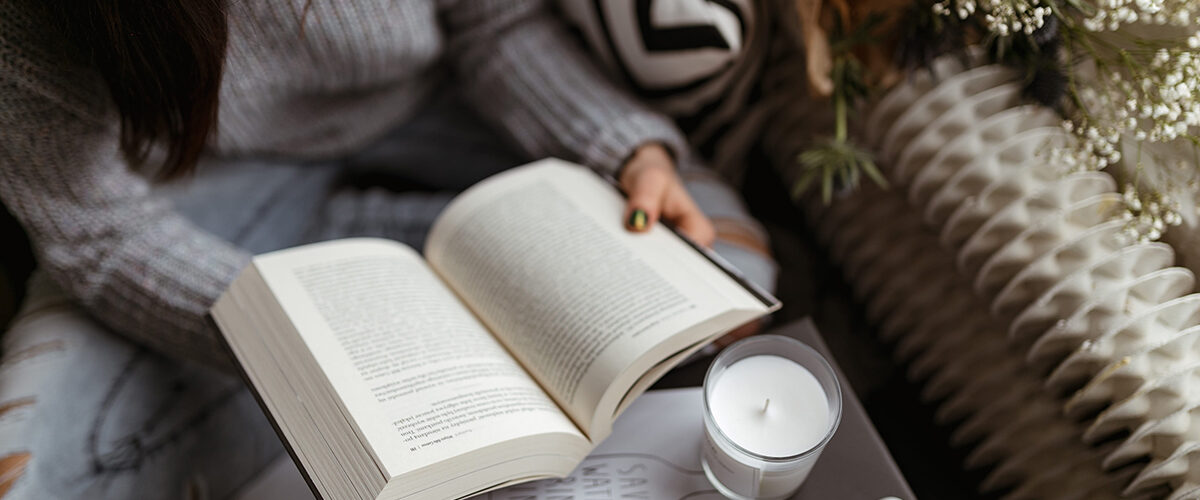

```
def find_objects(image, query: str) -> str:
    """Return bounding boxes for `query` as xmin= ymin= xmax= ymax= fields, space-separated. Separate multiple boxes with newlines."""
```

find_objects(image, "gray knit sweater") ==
xmin=0 ymin=0 xmax=691 ymax=366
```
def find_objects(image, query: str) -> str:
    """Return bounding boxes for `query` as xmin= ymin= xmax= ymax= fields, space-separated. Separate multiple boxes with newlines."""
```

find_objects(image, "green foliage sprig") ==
xmin=793 ymin=15 xmax=889 ymax=204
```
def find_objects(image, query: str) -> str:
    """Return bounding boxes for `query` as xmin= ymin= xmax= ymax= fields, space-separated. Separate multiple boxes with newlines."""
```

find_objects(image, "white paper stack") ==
xmin=807 ymin=51 xmax=1200 ymax=499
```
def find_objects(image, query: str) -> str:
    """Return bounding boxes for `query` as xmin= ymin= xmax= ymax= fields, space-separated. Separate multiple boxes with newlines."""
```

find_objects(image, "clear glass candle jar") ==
xmin=701 ymin=335 xmax=843 ymax=500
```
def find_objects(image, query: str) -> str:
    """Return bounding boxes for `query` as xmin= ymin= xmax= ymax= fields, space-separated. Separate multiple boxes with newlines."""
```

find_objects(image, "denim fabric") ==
xmin=0 ymin=279 xmax=280 ymax=500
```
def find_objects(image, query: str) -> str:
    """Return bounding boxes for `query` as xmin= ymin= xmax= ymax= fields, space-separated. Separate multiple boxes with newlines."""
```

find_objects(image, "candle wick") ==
xmin=762 ymin=398 xmax=770 ymax=413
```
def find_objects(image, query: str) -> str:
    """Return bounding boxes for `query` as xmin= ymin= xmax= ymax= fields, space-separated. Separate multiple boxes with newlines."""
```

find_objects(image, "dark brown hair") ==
xmin=60 ymin=1 xmax=229 ymax=179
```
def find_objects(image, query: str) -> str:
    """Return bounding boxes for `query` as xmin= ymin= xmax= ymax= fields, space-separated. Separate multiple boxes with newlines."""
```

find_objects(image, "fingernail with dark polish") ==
xmin=628 ymin=209 xmax=648 ymax=231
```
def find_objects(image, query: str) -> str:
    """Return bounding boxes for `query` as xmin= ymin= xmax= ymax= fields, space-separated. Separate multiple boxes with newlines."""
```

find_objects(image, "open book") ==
xmin=210 ymin=159 xmax=779 ymax=500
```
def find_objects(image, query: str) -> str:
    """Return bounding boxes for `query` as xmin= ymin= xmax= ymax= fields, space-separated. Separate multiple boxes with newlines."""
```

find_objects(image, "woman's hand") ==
xmin=620 ymin=144 xmax=760 ymax=348
xmin=619 ymin=144 xmax=716 ymax=247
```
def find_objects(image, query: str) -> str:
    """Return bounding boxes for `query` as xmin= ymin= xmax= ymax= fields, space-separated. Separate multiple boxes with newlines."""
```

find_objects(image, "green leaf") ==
xmin=860 ymin=157 xmax=890 ymax=188
xmin=791 ymin=167 xmax=819 ymax=201
xmin=837 ymin=161 xmax=852 ymax=191
xmin=791 ymin=137 xmax=889 ymax=205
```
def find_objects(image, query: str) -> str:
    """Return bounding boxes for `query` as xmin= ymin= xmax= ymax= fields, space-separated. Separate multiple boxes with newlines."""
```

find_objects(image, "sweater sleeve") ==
xmin=0 ymin=30 xmax=247 ymax=368
xmin=438 ymin=0 xmax=694 ymax=177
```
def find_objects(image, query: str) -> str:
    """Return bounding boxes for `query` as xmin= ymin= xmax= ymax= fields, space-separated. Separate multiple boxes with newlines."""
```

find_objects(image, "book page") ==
xmin=425 ymin=160 xmax=766 ymax=438
xmin=481 ymin=388 xmax=718 ymax=500
xmin=250 ymin=239 xmax=586 ymax=479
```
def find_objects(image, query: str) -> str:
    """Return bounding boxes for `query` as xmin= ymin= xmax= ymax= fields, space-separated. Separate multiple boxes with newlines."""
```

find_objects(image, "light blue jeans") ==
xmin=0 ymin=93 xmax=775 ymax=499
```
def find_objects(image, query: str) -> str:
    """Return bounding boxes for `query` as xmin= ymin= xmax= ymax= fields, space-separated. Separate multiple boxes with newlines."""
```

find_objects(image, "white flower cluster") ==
xmin=1133 ymin=48 xmax=1200 ymax=143
xmin=933 ymin=0 xmax=1052 ymax=36
xmin=1061 ymin=107 xmax=1123 ymax=171
xmin=928 ymin=0 xmax=1200 ymax=235
xmin=1067 ymin=60 xmax=1197 ymax=240
xmin=1118 ymin=183 xmax=1184 ymax=243
xmin=1082 ymin=0 xmax=1198 ymax=31
xmin=1045 ymin=127 xmax=1109 ymax=172
xmin=1066 ymin=4 xmax=1200 ymax=235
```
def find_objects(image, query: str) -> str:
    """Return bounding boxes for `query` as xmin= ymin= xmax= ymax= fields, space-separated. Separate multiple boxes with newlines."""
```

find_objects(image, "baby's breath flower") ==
xmin=935 ymin=0 xmax=1052 ymax=35
xmin=1117 ymin=184 xmax=1183 ymax=243
xmin=1082 ymin=0 xmax=1200 ymax=30
xmin=929 ymin=0 xmax=1200 ymax=228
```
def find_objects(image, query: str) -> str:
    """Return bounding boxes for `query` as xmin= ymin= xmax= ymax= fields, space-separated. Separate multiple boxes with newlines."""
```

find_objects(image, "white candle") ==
xmin=708 ymin=355 xmax=831 ymax=458
xmin=701 ymin=336 xmax=841 ymax=500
